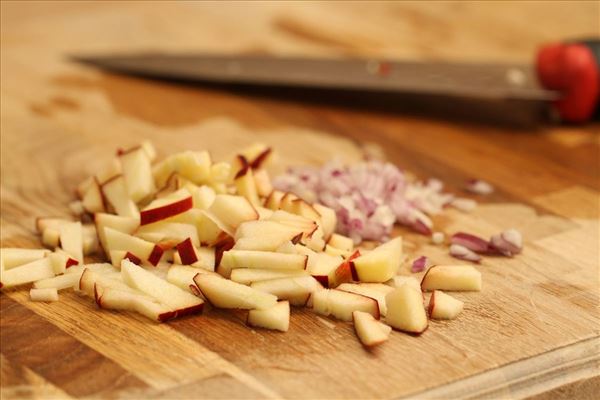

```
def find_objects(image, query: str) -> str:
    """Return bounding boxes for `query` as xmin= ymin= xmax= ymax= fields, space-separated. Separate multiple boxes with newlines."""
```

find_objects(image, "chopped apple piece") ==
xmin=235 ymin=220 xmax=302 ymax=241
xmin=247 ymin=301 xmax=290 ymax=332
xmin=174 ymin=239 xmax=215 ymax=270
xmin=141 ymin=189 xmax=193 ymax=225
xmin=264 ymin=190 xmax=286 ymax=210
xmin=279 ymin=193 xmax=300 ymax=213
xmin=1 ymin=258 xmax=55 ymax=288
xmin=121 ymin=260 xmax=203 ymax=316
xmin=230 ymin=268 xmax=309 ymax=285
xmin=255 ymin=206 xmax=273 ymax=220
xmin=206 ymin=195 xmax=258 ymax=235
xmin=219 ymin=250 xmax=307 ymax=278
xmin=0 ymin=248 xmax=49 ymax=270
xmin=303 ymin=250 xmax=343 ymax=288
xmin=101 ymin=175 xmax=139 ymax=218
xmin=331 ymin=250 xmax=360 ymax=287
xmin=96 ymin=286 xmax=176 ymax=322
xmin=95 ymin=158 xmax=122 ymax=184
xmin=235 ymin=167 xmax=261 ymax=207
xmin=139 ymin=140 xmax=157 ymax=161
xmin=42 ymin=228 xmax=60 ymax=249
xmin=428 ymin=290 xmax=464 ymax=320
xmin=325 ymin=245 xmax=350 ymax=258
xmin=79 ymin=268 xmax=135 ymax=297
xmin=385 ymin=284 xmax=428 ymax=334
xmin=253 ymin=169 xmax=273 ymax=197
xmin=338 ymin=283 xmax=393 ymax=316
xmin=30 ymin=288 xmax=59 ymax=302
xmin=303 ymin=225 xmax=326 ymax=252
xmin=176 ymin=151 xmax=212 ymax=184
xmin=58 ymin=222 xmax=83 ymax=262
xmin=351 ymin=237 xmax=403 ymax=283
xmin=385 ymin=276 xmax=421 ymax=291
xmin=275 ymin=241 xmax=298 ymax=254
xmin=94 ymin=213 xmax=139 ymax=257
xmin=49 ymin=250 xmax=79 ymax=274
xmin=109 ymin=250 xmax=143 ymax=268
xmin=167 ymin=265 xmax=220 ymax=294
xmin=250 ymin=276 xmax=321 ymax=301
xmin=328 ymin=234 xmax=354 ymax=252
xmin=192 ymin=185 xmax=216 ymax=210
xmin=268 ymin=210 xmax=317 ymax=238
xmin=210 ymin=161 xmax=231 ymax=184
xmin=33 ymin=272 xmax=82 ymax=290
xmin=119 ymin=146 xmax=156 ymax=202
xmin=81 ymin=178 xmax=105 ymax=213
xmin=104 ymin=227 xmax=163 ymax=266
xmin=35 ymin=217 xmax=72 ymax=233
xmin=193 ymin=274 xmax=277 ymax=310
xmin=420 ymin=265 xmax=482 ymax=292
xmin=311 ymin=289 xmax=379 ymax=322
xmin=313 ymin=204 xmax=337 ymax=240
xmin=136 ymin=222 xmax=199 ymax=247
xmin=82 ymin=224 xmax=99 ymax=255
xmin=353 ymin=310 xmax=390 ymax=347
xmin=291 ymin=199 xmax=321 ymax=222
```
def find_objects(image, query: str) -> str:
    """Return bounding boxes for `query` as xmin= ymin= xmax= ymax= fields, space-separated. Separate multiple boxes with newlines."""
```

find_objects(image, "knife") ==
xmin=73 ymin=39 xmax=599 ymax=123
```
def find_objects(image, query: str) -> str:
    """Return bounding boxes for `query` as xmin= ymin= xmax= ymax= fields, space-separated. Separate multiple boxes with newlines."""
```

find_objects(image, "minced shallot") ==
xmin=273 ymin=160 xmax=453 ymax=243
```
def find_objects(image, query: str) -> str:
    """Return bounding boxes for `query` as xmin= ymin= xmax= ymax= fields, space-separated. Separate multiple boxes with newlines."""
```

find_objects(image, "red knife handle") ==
xmin=536 ymin=39 xmax=600 ymax=123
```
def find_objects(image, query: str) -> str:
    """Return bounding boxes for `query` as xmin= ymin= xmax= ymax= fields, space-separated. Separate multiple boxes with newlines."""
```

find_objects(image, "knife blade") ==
xmin=72 ymin=53 xmax=558 ymax=102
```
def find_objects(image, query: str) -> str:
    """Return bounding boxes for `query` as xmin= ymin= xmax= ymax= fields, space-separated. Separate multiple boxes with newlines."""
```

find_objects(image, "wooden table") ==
xmin=1 ymin=1 xmax=599 ymax=399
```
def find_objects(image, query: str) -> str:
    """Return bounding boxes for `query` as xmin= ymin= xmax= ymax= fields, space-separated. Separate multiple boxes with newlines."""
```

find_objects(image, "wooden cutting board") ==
xmin=1 ymin=2 xmax=599 ymax=399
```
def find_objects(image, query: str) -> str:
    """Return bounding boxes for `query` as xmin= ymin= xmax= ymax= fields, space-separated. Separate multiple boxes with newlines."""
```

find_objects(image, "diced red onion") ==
xmin=490 ymin=229 xmax=522 ymax=256
xmin=449 ymin=244 xmax=481 ymax=263
xmin=466 ymin=179 xmax=494 ymax=195
xmin=273 ymin=160 xmax=450 ymax=243
xmin=451 ymin=232 xmax=491 ymax=254
xmin=411 ymin=256 xmax=429 ymax=273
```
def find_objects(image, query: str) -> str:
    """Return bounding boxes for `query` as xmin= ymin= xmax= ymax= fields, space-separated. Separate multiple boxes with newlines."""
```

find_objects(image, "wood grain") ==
xmin=1 ymin=1 xmax=599 ymax=399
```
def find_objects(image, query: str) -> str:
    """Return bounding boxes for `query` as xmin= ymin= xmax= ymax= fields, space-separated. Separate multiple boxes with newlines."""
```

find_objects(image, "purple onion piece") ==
xmin=411 ymin=256 xmax=429 ymax=273
xmin=489 ymin=229 xmax=522 ymax=257
xmin=449 ymin=244 xmax=481 ymax=263
xmin=451 ymin=232 xmax=492 ymax=254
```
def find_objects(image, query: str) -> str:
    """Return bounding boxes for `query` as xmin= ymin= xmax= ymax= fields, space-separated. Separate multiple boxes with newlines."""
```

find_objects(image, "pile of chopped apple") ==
xmin=0 ymin=141 xmax=483 ymax=348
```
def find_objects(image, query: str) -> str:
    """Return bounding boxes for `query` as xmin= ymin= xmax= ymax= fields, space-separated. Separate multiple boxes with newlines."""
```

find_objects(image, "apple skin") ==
xmin=332 ymin=250 xmax=361 ymax=287
xmin=213 ymin=233 xmax=235 ymax=267
xmin=140 ymin=196 xmax=193 ymax=225
xmin=147 ymin=245 xmax=165 ymax=266
xmin=124 ymin=252 xmax=142 ymax=265
xmin=176 ymin=238 xmax=198 ymax=265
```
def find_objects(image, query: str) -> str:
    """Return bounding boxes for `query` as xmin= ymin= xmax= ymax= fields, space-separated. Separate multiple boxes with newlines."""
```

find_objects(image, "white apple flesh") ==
xmin=420 ymin=265 xmax=482 ymax=292
xmin=428 ymin=290 xmax=464 ymax=319
xmin=0 ymin=248 xmax=49 ymax=270
xmin=121 ymin=259 xmax=204 ymax=317
xmin=230 ymin=268 xmax=309 ymax=285
xmin=193 ymin=274 xmax=277 ymax=310
xmin=311 ymin=289 xmax=380 ymax=322
xmin=247 ymin=301 xmax=290 ymax=332
xmin=30 ymin=288 xmax=59 ymax=302
xmin=250 ymin=276 xmax=321 ymax=301
xmin=351 ymin=237 xmax=403 ymax=283
xmin=353 ymin=310 xmax=390 ymax=347
xmin=385 ymin=284 xmax=428 ymax=334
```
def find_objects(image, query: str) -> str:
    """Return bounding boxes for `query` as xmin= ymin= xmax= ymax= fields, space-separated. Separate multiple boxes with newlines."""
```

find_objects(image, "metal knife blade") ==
xmin=72 ymin=53 xmax=559 ymax=102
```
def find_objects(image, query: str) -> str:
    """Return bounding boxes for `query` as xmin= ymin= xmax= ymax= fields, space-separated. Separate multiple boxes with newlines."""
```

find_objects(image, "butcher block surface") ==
xmin=1 ymin=2 xmax=599 ymax=399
